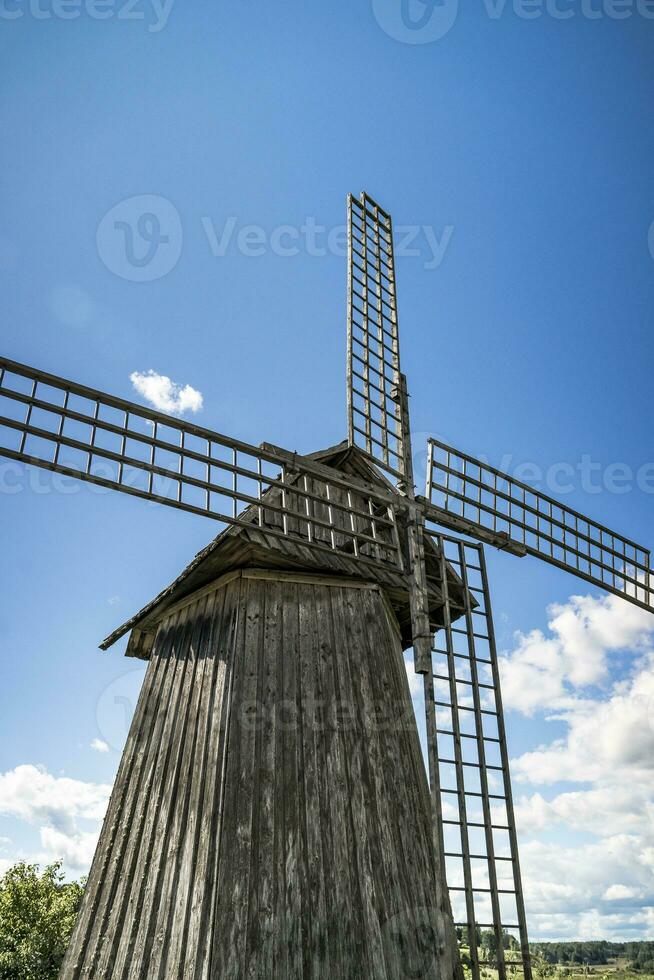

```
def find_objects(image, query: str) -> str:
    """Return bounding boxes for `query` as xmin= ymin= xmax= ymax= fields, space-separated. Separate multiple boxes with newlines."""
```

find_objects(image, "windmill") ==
xmin=1 ymin=191 xmax=651 ymax=979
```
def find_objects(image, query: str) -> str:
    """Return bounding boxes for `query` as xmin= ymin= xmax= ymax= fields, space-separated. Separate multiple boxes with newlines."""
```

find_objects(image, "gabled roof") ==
xmin=101 ymin=441 xmax=468 ymax=657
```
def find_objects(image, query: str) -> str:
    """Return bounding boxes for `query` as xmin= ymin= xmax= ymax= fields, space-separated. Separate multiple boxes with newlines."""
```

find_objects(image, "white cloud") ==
xmin=499 ymin=592 xmax=653 ymax=716
xmin=604 ymin=884 xmax=643 ymax=902
xmin=499 ymin=592 xmax=654 ymax=940
xmin=0 ymin=765 xmax=110 ymax=835
xmin=90 ymin=739 xmax=110 ymax=754
xmin=0 ymin=765 xmax=110 ymax=876
xmin=511 ymin=652 xmax=654 ymax=786
xmin=404 ymin=655 xmax=423 ymax=699
xmin=519 ymin=834 xmax=654 ymax=938
xmin=39 ymin=827 xmax=99 ymax=873
xmin=130 ymin=370 xmax=203 ymax=416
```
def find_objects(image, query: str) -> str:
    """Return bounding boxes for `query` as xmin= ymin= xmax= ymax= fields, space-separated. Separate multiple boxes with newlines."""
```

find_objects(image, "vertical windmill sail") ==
xmin=347 ymin=192 xmax=407 ymax=482
xmin=345 ymin=193 xmax=533 ymax=980
xmin=424 ymin=532 xmax=532 ymax=979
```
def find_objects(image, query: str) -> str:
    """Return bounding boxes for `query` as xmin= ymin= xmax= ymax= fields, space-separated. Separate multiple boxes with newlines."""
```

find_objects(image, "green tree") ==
xmin=0 ymin=861 xmax=84 ymax=980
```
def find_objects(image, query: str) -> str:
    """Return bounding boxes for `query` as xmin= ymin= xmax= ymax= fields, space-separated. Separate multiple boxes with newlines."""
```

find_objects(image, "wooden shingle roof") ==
xmin=102 ymin=442 xmax=468 ymax=657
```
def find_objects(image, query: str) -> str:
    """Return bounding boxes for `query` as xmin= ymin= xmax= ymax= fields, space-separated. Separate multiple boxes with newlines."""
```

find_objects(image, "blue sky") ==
xmin=1 ymin=0 xmax=654 ymax=943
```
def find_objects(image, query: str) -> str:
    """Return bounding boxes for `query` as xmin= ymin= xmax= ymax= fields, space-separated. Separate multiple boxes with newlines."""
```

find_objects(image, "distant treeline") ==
xmin=530 ymin=942 xmax=654 ymax=972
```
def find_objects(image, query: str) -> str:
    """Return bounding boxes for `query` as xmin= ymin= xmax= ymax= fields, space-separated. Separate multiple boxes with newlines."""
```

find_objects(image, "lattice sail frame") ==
xmin=427 ymin=438 xmax=654 ymax=612
xmin=343 ymin=193 xmax=533 ymax=978
xmin=347 ymin=191 xmax=406 ymax=480
xmin=0 ymin=356 xmax=403 ymax=573
xmin=422 ymin=533 xmax=531 ymax=980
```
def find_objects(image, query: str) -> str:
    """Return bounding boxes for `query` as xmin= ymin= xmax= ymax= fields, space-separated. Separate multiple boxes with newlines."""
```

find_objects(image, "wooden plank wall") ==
xmin=61 ymin=570 xmax=461 ymax=980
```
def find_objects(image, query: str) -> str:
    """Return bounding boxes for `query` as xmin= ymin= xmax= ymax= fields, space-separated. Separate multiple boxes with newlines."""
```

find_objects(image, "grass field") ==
xmin=531 ymin=961 xmax=654 ymax=980
xmin=459 ymin=951 xmax=654 ymax=980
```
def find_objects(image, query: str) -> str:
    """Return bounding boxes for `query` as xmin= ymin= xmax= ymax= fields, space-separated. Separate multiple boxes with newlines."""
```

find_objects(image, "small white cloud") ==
xmin=107 ymin=596 xmax=121 ymax=606
xmin=130 ymin=370 xmax=203 ymax=416
xmin=604 ymin=884 xmax=642 ymax=901
xmin=90 ymin=739 xmax=110 ymax=754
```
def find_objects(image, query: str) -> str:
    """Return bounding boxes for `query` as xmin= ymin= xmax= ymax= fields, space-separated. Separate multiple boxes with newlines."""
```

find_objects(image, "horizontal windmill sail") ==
xmin=0 ymin=356 xmax=404 ymax=574
xmin=425 ymin=437 xmax=654 ymax=612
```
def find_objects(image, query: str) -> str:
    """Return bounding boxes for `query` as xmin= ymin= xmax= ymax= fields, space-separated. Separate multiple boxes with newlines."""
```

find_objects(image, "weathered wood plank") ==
xmin=196 ymin=578 xmax=241 ymax=979
xmin=63 ymin=569 xmax=460 ymax=980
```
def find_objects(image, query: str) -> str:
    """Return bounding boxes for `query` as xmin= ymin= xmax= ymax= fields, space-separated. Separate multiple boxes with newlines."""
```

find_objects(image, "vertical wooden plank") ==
xmin=339 ymin=584 xmax=393 ymax=978
xmin=313 ymin=584 xmax=359 ymax=975
xmin=245 ymin=579 xmax=281 ymax=978
xmin=357 ymin=586 xmax=417 ymax=976
xmin=211 ymin=576 xmax=262 ymax=979
xmin=146 ymin=591 xmax=219 ymax=978
xmin=96 ymin=618 xmax=183 ymax=978
xmin=279 ymin=581 xmax=308 ymax=979
xmin=196 ymin=577 xmax=242 ymax=980
xmin=297 ymin=582 xmax=331 ymax=980
xmin=59 ymin=615 xmax=178 ymax=979
xmin=168 ymin=585 xmax=226 ymax=975
xmin=86 ymin=607 xmax=190 ymax=979
xmin=123 ymin=601 xmax=200 ymax=977
xmin=327 ymin=586 xmax=378 ymax=976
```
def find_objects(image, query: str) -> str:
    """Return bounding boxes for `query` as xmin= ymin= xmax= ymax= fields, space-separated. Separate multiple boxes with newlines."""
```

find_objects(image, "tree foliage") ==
xmin=0 ymin=862 xmax=84 ymax=980
xmin=626 ymin=942 xmax=654 ymax=974
xmin=531 ymin=942 xmax=654 ymax=973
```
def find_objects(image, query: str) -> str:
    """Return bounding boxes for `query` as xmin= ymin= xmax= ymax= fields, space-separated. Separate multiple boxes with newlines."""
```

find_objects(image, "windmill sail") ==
xmin=0 ymin=356 xmax=403 ymax=573
xmin=426 ymin=437 xmax=654 ymax=612
xmin=423 ymin=532 xmax=532 ymax=980
xmin=347 ymin=192 xmax=407 ymax=482
xmin=344 ymin=195 xmax=532 ymax=980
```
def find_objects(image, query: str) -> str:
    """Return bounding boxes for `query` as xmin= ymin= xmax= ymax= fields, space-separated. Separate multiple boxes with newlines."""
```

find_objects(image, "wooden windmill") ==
xmin=1 ymin=192 xmax=651 ymax=979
